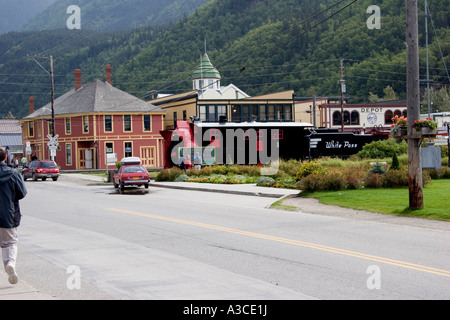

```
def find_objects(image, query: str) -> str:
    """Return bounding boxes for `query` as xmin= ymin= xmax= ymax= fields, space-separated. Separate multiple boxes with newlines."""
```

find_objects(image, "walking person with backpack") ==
xmin=0 ymin=147 xmax=27 ymax=284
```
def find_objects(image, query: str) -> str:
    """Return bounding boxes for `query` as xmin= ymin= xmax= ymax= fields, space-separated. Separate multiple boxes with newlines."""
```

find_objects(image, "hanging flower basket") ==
xmin=413 ymin=118 xmax=437 ymax=138
xmin=421 ymin=127 xmax=437 ymax=137
xmin=391 ymin=126 xmax=407 ymax=139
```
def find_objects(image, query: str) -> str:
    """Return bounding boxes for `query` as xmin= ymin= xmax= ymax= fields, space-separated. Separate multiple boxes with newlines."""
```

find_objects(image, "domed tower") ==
xmin=192 ymin=53 xmax=221 ymax=92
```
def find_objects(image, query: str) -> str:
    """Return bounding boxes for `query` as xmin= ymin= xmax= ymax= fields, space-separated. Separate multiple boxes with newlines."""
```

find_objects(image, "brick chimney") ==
xmin=29 ymin=96 xmax=35 ymax=114
xmin=106 ymin=65 xmax=112 ymax=84
xmin=74 ymin=69 xmax=82 ymax=90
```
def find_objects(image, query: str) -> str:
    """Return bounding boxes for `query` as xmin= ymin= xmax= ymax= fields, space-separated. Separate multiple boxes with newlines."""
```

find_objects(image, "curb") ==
xmin=150 ymin=183 xmax=290 ymax=198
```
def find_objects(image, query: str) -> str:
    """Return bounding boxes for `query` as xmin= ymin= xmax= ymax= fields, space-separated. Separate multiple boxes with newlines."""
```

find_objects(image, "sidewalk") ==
xmin=0 ymin=271 xmax=56 ymax=300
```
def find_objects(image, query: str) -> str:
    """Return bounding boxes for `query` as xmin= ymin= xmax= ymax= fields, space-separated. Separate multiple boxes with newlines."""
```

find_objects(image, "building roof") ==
xmin=198 ymin=84 xmax=250 ymax=100
xmin=192 ymin=53 xmax=221 ymax=80
xmin=24 ymin=80 xmax=163 ymax=120
xmin=0 ymin=120 xmax=21 ymax=134
xmin=0 ymin=134 xmax=22 ymax=147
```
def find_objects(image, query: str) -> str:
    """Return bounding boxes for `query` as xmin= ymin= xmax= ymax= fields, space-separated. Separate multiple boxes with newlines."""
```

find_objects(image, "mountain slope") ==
xmin=22 ymin=0 xmax=210 ymax=31
xmin=0 ymin=0 xmax=56 ymax=34
xmin=0 ymin=0 xmax=448 ymax=119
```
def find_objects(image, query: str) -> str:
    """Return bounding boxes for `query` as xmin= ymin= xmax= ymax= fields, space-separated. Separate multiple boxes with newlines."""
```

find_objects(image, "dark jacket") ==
xmin=0 ymin=162 xmax=27 ymax=228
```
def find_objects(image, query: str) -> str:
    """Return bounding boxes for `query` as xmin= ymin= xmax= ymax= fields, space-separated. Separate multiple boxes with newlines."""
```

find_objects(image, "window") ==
xmin=173 ymin=112 xmax=177 ymax=128
xmin=83 ymin=116 xmax=89 ymax=133
xmin=124 ymin=115 xmax=132 ymax=132
xmin=200 ymin=105 xmax=227 ymax=122
xmin=66 ymin=144 xmax=72 ymax=165
xmin=65 ymin=118 xmax=71 ymax=134
xmin=343 ymin=111 xmax=350 ymax=125
xmin=384 ymin=110 xmax=393 ymax=125
xmin=260 ymin=105 xmax=267 ymax=121
xmin=125 ymin=142 xmax=132 ymax=158
xmin=199 ymin=106 xmax=207 ymax=121
xmin=276 ymin=105 xmax=283 ymax=120
xmin=105 ymin=115 xmax=112 ymax=132
xmin=333 ymin=111 xmax=342 ymax=126
xmin=143 ymin=115 xmax=151 ymax=131
xmin=28 ymin=122 xmax=34 ymax=137
xmin=105 ymin=142 xmax=114 ymax=154
xmin=217 ymin=105 xmax=227 ymax=122
xmin=351 ymin=111 xmax=360 ymax=125
xmin=208 ymin=105 xmax=215 ymax=122
xmin=243 ymin=105 xmax=250 ymax=122
xmin=268 ymin=105 xmax=275 ymax=121
xmin=231 ymin=105 xmax=241 ymax=122
xmin=284 ymin=105 xmax=293 ymax=121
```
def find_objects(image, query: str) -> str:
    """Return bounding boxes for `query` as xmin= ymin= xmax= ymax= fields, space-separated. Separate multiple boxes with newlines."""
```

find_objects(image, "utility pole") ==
xmin=28 ymin=55 xmax=55 ymax=136
xmin=424 ymin=0 xmax=432 ymax=117
xmin=28 ymin=55 xmax=56 ymax=161
xmin=406 ymin=0 xmax=423 ymax=209
xmin=339 ymin=59 xmax=345 ymax=132
xmin=313 ymin=95 xmax=317 ymax=128
xmin=49 ymin=55 xmax=55 ymax=137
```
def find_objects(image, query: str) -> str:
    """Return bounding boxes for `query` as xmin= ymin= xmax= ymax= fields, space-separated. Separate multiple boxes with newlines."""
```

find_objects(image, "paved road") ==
xmin=2 ymin=174 xmax=450 ymax=300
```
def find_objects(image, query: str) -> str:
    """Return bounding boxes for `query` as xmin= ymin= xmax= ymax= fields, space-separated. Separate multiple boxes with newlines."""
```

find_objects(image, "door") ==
xmin=85 ymin=149 xmax=93 ymax=169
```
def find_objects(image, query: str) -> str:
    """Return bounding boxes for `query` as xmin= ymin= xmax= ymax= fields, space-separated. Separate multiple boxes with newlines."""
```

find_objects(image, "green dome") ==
xmin=192 ymin=53 xmax=221 ymax=80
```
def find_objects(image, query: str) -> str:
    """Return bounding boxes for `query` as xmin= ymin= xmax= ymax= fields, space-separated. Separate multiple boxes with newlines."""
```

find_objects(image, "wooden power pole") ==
xmin=339 ymin=59 xmax=345 ymax=132
xmin=406 ymin=0 xmax=423 ymax=209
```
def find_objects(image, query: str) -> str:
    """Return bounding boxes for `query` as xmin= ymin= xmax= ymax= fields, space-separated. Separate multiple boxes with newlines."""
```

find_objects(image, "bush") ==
xmin=345 ymin=170 xmax=366 ymax=189
xmin=390 ymin=153 xmax=400 ymax=170
xmin=369 ymin=162 xmax=387 ymax=175
xmin=364 ymin=173 xmax=385 ymax=188
xmin=238 ymin=165 xmax=261 ymax=176
xmin=426 ymin=167 xmax=450 ymax=179
xmin=212 ymin=165 xmax=227 ymax=175
xmin=297 ymin=170 xmax=346 ymax=192
xmin=257 ymin=177 xmax=275 ymax=185
xmin=384 ymin=170 xmax=408 ymax=187
xmin=295 ymin=161 xmax=324 ymax=181
xmin=357 ymin=139 xmax=408 ymax=159
xmin=175 ymin=174 xmax=189 ymax=182
xmin=279 ymin=159 xmax=302 ymax=176
xmin=155 ymin=168 xmax=184 ymax=181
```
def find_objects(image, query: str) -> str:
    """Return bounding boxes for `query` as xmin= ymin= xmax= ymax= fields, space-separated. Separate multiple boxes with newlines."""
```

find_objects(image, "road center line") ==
xmin=107 ymin=208 xmax=450 ymax=278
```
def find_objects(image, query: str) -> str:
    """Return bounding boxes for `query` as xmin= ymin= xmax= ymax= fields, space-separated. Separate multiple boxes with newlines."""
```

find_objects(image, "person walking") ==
xmin=193 ymin=152 xmax=202 ymax=171
xmin=0 ymin=147 xmax=27 ymax=285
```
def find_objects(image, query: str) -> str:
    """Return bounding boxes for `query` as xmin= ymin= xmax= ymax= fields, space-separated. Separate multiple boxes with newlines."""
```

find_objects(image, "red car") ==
xmin=113 ymin=157 xmax=150 ymax=192
xmin=22 ymin=160 xmax=59 ymax=181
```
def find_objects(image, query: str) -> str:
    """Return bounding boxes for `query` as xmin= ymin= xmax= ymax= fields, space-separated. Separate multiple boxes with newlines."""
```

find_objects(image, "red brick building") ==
xmin=20 ymin=66 xmax=165 ymax=170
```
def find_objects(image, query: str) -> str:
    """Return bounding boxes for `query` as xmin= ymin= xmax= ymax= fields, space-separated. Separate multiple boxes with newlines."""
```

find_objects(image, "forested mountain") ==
xmin=0 ymin=0 xmax=448 ymax=119
xmin=22 ymin=0 xmax=210 ymax=31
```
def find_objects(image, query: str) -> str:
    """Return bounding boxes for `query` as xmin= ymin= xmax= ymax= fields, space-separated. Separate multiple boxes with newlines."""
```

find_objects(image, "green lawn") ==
xmin=300 ymin=179 xmax=450 ymax=221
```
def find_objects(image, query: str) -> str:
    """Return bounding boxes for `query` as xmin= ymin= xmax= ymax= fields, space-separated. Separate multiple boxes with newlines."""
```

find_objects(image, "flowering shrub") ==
xmin=413 ymin=118 xmax=437 ymax=131
xmin=294 ymin=161 xmax=324 ymax=181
